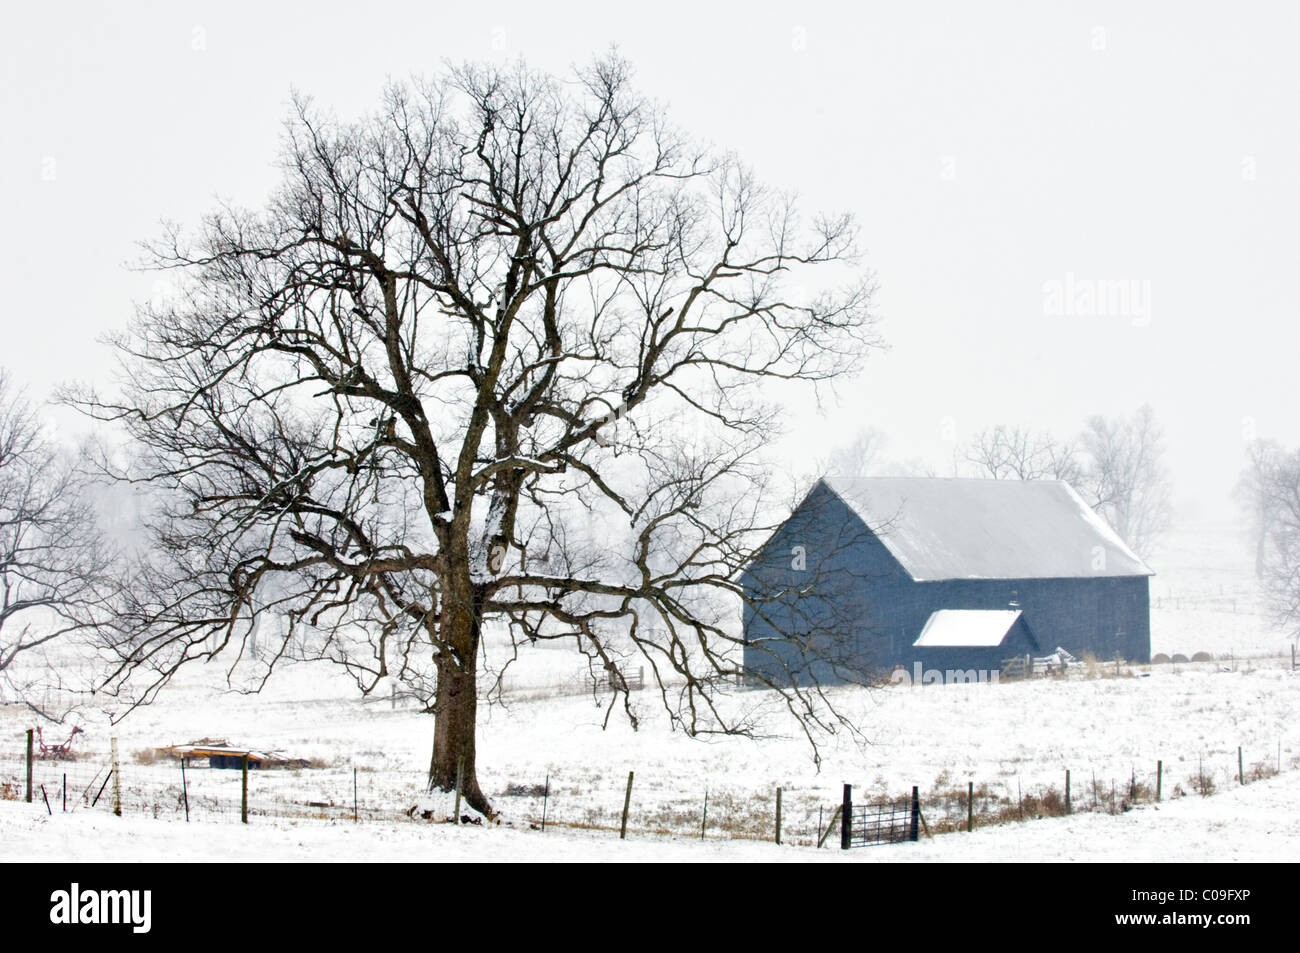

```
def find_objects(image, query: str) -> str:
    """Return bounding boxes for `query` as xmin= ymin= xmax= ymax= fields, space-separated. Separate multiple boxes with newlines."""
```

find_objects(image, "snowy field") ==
xmin=2 ymin=656 xmax=1297 ymax=860
xmin=4 ymin=758 xmax=1297 ymax=863
xmin=1148 ymin=521 xmax=1289 ymax=659
xmin=2 ymin=518 xmax=1298 ymax=862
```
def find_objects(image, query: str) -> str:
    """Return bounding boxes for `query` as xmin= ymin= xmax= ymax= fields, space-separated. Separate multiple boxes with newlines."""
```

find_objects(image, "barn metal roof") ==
xmin=913 ymin=609 xmax=1023 ymax=647
xmin=821 ymin=476 xmax=1153 ymax=581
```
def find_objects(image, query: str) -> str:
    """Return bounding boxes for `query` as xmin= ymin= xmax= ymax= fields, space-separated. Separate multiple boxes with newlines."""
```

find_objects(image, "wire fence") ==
xmin=0 ymin=744 xmax=423 ymax=825
xmin=3 ymin=731 xmax=1297 ymax=849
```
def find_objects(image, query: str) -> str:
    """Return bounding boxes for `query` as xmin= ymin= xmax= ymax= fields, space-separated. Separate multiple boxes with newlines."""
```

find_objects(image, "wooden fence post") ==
xmin=453 ymin=755 xmax=465 ymax=824
xmin=775 ymin=787 xmax=783 ymax=845
xmin=840 ymin=784 xmax=852 ymax=850
xmin=620 ymin=771 xmax=634 ymax=840
xmin=25 ymin=728 xmax=32 ymax=803
xmin=541 ymin=774 xmax=549 ymax=833
xmin=818 ymin=806 xmax=842 ymax=849
xmin=967 ymin=781 xmax=974 ymax=832
xmin=111 ymin=737 xmax=121 ymax=817
xmin=1065 ymin=770 xmax=1071 ymax=813
xmin=701 ymin=789 xmax=708 ymax=840
xmin=181 ymin=758 xmax=190 ymax=822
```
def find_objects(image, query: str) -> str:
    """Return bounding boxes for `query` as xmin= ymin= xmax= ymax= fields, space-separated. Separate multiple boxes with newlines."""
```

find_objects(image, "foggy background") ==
xmin=3 ymin=0 xmax=1297 ymax=527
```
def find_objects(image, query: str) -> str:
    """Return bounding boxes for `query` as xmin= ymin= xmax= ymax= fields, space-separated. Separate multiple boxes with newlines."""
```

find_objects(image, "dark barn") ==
xmin=741 ymin=477 xmax=1153 ymax=686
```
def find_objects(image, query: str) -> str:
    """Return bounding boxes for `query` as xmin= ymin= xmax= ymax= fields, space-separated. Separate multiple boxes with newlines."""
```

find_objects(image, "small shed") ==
xmin=911 ymin=609 xmax=1040 ymax=673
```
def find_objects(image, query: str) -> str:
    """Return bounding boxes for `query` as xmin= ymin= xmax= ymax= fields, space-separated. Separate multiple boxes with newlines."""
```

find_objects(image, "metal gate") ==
xmin=840 ymin=784 xmax=920 ymax=848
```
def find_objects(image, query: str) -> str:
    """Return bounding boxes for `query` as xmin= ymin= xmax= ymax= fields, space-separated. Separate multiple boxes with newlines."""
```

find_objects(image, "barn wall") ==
xmin=918 ymin=576 xmax=1151 ymax=665
xmin=860 ymin=575 xmax=1151 ymax=672
xmin=742 ymin=482 xmax=911 ymax=686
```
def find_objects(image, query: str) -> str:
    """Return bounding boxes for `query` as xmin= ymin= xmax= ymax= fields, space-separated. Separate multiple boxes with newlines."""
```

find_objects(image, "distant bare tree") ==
xmin=963 ymin=424 xmax=1083 ymax=483
xmin=956 ymin=409 xmax=1169 ymax=557
xmin=71 ymin=56 xmax=878 ymax=815
xmin=1248 ymin=444 xmax=1300 ymax=640
xmin=1077 ymin=404 xmax=1171 ymax=559
xmin=1235 ymin=438 xmax=1286 ymax=579
xmin=823 ymin=428 xmax=889 ymax=479
xmin=0 ymin=370 xmax=114 ymax=713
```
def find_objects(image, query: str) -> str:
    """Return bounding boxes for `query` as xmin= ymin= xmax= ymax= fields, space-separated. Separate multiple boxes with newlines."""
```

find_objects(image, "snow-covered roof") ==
xmin=821 ymin=476 xmax=1153 ymax=581
xmin=913 ymin=609 xmax=1023 ymax=647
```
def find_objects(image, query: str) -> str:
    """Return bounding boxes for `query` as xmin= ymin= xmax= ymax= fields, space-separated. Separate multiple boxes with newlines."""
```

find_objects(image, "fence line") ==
xmin=3 ymin=732 xmax=1296 ymax=849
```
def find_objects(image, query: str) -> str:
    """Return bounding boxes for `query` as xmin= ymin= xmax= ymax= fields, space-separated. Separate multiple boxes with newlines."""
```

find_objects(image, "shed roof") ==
xmin=821 ymin=476 xmax=1153 ymax=581
xmin=913 ymin=609 xmax=1023 ymax=647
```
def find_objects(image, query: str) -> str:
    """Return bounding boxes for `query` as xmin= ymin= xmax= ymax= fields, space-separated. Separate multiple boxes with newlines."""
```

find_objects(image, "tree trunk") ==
xmin=427 ymin=578 xmax=492 ymax=817
xmin=428 ymin=661 xmax=491 ymax=816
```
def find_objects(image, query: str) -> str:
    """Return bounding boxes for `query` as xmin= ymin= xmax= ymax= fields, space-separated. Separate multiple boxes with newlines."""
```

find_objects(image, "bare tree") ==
xmin=963 ymin=424 xmax=1083 ymax=483
xmin=72 ymin=56 xmax=878 ymax=815
xmin=0 ymin=370 xmax=115 ymax=713
xmin=956 ymin=410 xmax=1169 ymax=557
xmin=1235 ymin=438 xmax=1286 ymax=579
xmin=1077 ymin=404 xmax=1171 ymax=559
xmin=822 ymin=427 xmax=889 ymax=479
xmin=1246 ymin=443 xmax=1300 ymax=640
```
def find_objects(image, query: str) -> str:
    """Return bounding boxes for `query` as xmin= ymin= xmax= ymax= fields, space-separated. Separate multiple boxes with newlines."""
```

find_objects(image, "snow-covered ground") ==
xmin=2 ymin=756 xmax=1295 ymax=863
xmin=2 ymin=656 xmax=1297 ymax=857
xmin=1148 ymin=521 xmax=1289 ymax=658
xmin=1 ymin=518 xmax=1297 ymax=862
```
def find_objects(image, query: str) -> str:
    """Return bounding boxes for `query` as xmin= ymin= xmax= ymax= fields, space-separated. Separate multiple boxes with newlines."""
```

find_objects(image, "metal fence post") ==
xmin=620 ymin=771 xmax=634 ymax=840
xmin=241 ymin=753 xmax=248 ymax=823
xmin=775 ymin=787 xmax=782 ymax=845
xmin=840 ymin=784 xmax=852 ymax=850
xmin=25 ymin=729 xmax=33 ymax=803
xmin=909 ymin=786 xmax=920 ymax=842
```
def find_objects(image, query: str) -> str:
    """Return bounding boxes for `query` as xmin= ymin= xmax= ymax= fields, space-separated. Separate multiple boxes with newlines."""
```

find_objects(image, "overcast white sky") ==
xmin=2 ymin=1 xmax=1297 ymax=524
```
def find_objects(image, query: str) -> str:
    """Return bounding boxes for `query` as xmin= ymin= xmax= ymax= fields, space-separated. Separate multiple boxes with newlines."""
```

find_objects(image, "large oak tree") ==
xmin=75 ymin=56 xmax=877 ymax=814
